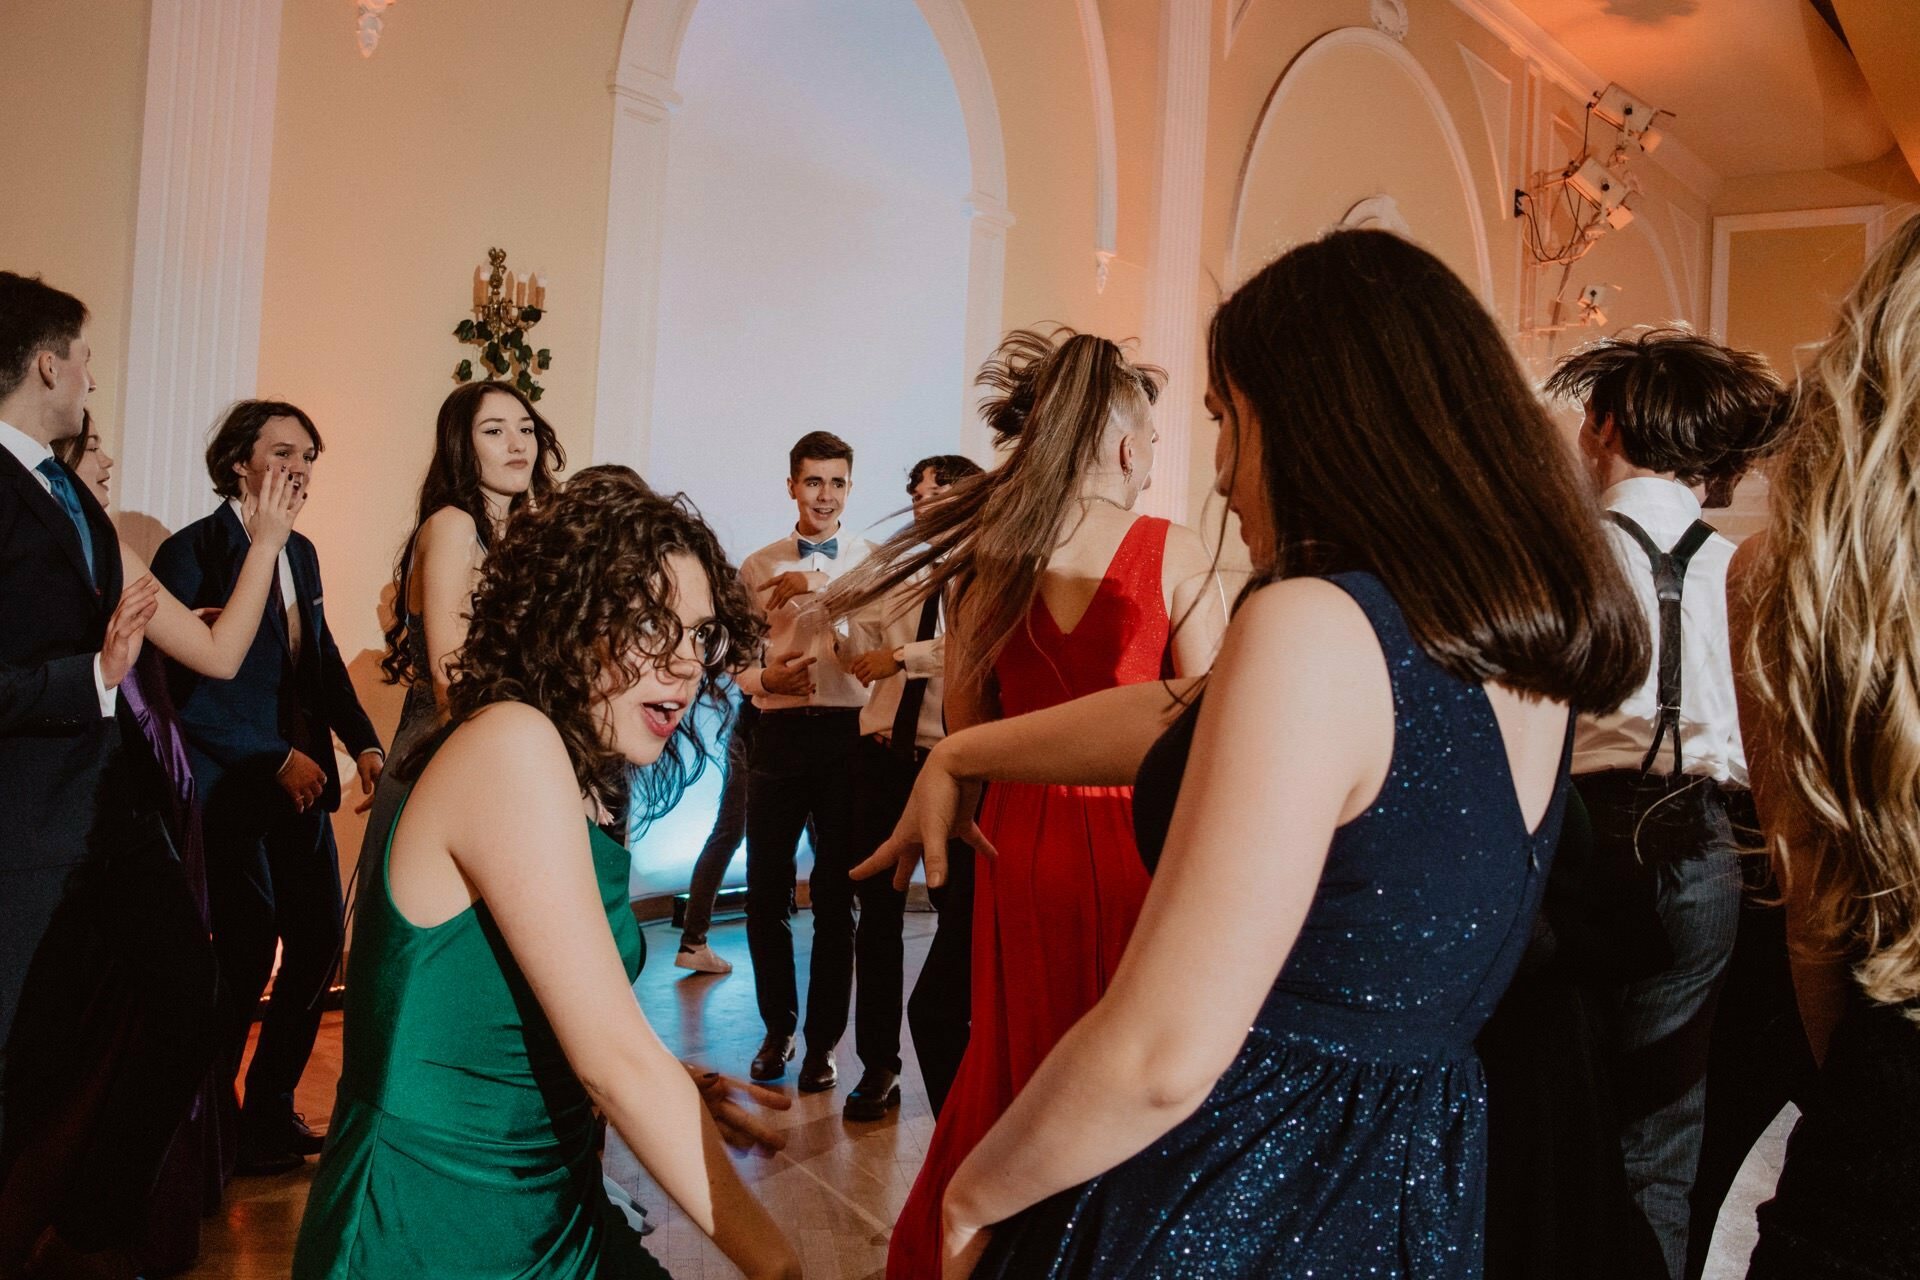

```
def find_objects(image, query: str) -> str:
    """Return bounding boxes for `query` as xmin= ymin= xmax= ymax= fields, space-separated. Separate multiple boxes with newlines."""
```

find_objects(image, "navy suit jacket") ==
xmin=151 ymin=504 xmax=379 ymax=823
xmin=0 ymin=444 xmax=135 ymax=1049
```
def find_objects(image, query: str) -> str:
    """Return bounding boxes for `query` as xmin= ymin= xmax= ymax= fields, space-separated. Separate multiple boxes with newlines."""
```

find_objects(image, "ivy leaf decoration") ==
xmin=536 ymin=349 xmax=551 ymax=371
xmin=484 ymin=342 xmax=505 ymax=374
xmin=528 ymin=385 xmax=544 ymax=402
xmin=455 ymin=359 xmax=473 ymax=382
xmin=454 ymin=320 xmax=475 ymax=340
xmin=515 ymin=371 xmax=534 ymax=394
xmin=506 ymin=328 xmax=523 ymax=347
xmin=518 ymin=307 xmax=542 ymax=325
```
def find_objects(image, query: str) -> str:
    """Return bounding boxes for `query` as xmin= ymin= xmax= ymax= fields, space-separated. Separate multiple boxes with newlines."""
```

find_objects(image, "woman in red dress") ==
xmin=834 ymin=328 xmax=1224 ymax=1276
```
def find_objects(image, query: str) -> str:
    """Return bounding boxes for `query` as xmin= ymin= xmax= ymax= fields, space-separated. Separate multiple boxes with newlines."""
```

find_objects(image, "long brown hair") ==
xmin=380 ymin=381 xmax=564 ymax=686
xmin=1213 ymin=228 xmax=1646 ymax=709
xmin=830 ymin=328 xmax=1161 ymax=688
xmin=1744 ymin=211 xmax=1920 ymax=1015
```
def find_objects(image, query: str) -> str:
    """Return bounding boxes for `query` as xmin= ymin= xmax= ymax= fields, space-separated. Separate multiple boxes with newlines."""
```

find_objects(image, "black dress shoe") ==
xmin=234 ymin=1144 xmax=307 ymax=1176
xmin=244 ymin=1106 xmax=326 ymax=1154
xmin=285 ymin=1110 xmax=326 ymax=1155
xmin=842 ymin=1068 xmax=902 ymax=1121
xmin=797 ymin=1050 xmax=838 ymax=1094
xmin=750 ymin=1033 xmax=796 ymax=1081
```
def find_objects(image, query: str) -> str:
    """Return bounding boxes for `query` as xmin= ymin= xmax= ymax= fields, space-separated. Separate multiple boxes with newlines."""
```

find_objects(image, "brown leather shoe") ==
xmin=750 ymin=1033 xmax=796 ymax=1082
xmin=797 ymin=1050 xmax=837 ymax=1094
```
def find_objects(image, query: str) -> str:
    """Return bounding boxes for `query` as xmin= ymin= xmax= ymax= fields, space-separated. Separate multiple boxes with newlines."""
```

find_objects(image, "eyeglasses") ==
xmin=638 ymin=617 xmax=732 ymax=671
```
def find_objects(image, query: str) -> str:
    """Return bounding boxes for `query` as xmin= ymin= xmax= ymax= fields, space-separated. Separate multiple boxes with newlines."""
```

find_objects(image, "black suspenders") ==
xmin=1610 ymin=512 xmax=1716 ymax=777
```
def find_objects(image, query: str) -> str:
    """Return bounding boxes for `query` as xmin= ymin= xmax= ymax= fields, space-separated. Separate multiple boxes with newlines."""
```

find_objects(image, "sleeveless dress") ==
xmin=292 ymin=789 xmax=669 ymax=1279
xmin=887 ymin=515 xmax=1171 ymax=1278
xmin=975 ymin=572 xmax=1571 ymax=1278
xmin=357 ymin=611 xmax=439 ymax=882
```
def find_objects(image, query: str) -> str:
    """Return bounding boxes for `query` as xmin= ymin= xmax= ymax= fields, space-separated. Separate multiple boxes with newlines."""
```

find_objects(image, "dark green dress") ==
xmin=292 ymin=800 xmax=669 ymax=1279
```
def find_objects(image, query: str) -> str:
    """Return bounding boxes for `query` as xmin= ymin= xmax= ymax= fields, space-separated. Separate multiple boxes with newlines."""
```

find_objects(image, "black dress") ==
xmin=1747 ymin=993 xmax=1920 ymax=1278
xmin=975 ymin=572 xmax=1571 ymax=1279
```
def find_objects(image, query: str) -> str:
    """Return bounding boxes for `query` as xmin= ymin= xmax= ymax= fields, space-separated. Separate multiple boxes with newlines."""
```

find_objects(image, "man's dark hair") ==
xmin=1545 ymin=327 xmax=1781 ymax=484
xmin=906 ymin=453 xmax=984 ymax=494
xmin=0 ymin=272 xmax=88 ymax=402
xmin=205 ymin=399 xmax=324 ymax=499
xmin=789 ymin=431 xmax=853 ymax=477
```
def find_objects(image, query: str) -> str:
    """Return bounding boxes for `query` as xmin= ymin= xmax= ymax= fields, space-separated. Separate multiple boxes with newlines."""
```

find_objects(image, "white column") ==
xmin=592 ymin=70 xmax=682 ymax=470
xmin=120 ymin=0 xmax=284 ymax=542
xmin=1139 ymin=0 xmax=1210 ymax=523
xmin=960 ymin=192 xmax=1014 ymax=461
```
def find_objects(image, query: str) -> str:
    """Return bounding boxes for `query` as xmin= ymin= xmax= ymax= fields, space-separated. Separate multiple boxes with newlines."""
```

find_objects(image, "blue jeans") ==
xmin=1577 ymin=771 xmax=1742 ymax=1280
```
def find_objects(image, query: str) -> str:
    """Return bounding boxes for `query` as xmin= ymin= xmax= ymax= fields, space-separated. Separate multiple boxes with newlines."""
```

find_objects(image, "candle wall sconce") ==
xmin=454 ymin=247 xmax=551 ymax=401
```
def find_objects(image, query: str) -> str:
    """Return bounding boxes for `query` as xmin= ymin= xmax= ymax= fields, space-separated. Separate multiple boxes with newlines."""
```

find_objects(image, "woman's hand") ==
xmin=851 ymin=748 xmax=994 ymax=890
xmin=686 ymin=1065 xmax=791 ymax=1155
xmin=241 ymin=465 xmax=305 ymax=550
xmin=940 ymin=1198 xmax=992 ymax=1280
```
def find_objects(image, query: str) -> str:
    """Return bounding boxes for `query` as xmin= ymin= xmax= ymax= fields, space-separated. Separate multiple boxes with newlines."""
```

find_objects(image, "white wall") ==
xmin=645 ymin=0 xmax=974 ymax=559
xmin=631 ymin=0 xmax=973 ymax=893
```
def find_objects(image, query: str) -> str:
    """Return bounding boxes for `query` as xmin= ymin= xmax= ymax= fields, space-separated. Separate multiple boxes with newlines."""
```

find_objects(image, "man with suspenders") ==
xmin=1547 ymin=329 xmax=1781 ymax=1279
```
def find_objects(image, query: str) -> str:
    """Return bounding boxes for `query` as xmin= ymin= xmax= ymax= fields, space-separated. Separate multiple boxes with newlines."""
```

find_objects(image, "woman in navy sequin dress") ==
xmin=865 ymin=229 xmax=1650 ymax=1278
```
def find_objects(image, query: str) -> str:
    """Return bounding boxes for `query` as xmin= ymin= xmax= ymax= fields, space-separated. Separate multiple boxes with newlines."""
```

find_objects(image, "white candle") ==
xmin=473 ymin=265 xmax=487 ymax=308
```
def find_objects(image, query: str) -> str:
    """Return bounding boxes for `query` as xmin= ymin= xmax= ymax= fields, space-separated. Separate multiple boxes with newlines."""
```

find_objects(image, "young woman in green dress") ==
xmin=293 ymin=470 xmax=800 ymax=1279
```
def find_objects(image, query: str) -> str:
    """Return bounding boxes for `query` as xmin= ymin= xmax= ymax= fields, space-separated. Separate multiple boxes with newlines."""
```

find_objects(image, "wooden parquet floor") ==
xmin=181 ymin=902 xmax=1785 ymax=1278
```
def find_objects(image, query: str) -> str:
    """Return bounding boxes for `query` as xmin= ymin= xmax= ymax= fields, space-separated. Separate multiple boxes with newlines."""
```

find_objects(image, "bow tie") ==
xmin=798 ymin=536 xmax=838 ymax=560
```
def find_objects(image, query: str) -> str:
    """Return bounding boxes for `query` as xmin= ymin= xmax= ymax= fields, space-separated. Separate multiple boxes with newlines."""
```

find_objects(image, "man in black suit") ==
xmin=152 ymin=400 xmax=383 ymax=1172
xmin=0 ymin=271 xmax=168 ymax=1274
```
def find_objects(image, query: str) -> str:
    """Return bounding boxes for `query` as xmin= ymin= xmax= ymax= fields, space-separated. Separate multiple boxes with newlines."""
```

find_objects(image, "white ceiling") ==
xmin=1507 ymin=0 xmax=1895 ymax=180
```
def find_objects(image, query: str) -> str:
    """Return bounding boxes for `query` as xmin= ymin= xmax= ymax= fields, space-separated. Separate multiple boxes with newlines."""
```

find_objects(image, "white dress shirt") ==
xmin=227 ymin=496 xmax=300 ymax=660
xmin=1573 ymin=476 xmax=1746 ymax=785
xmin=848 ymin=573 xmax=946 ymax=749
xmin=1 ymin=416 xmax=117 ymax=715
xmin=737 ymin=529 xmax=873 ymax=712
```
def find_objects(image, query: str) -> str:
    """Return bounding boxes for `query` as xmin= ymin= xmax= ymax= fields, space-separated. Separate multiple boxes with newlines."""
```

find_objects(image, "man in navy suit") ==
xmin=152 ymin=400 xmax=383 ymax=1172
xmin=0 ymin=270 xmax=181 ymax=1275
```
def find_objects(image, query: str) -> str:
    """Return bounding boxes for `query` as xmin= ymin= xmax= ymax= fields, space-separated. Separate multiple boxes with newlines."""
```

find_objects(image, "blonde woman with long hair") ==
xmin=1730 ymin=211 xmax=1920 ymax=1278
xmin=833 ymin=328 xmax=1226 ymax=1277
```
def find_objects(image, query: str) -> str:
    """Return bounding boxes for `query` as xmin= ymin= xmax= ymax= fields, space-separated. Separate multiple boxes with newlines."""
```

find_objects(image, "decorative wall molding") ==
xmin=1075 ymin=0 xmax=1121 ymax=292
xmin=1667 ymin=204 xmax=1704 ymax=317
xmin=1343 ymin=195 xmax=1413 ymax=236
xmin=1638 ymin=216 xmax=1688 ymax=322
xmin=1445 ymin=0 xmax=1720 ymax=202
xmin=1228 ymin=27 xmax=1494 ymax=308
xmin=355 ymin=0 xmax=395 ymax=57
xmin=1371 ymin=0 xmax=1410 ymax=42
xmin=596 ymin=0 xmax=1010 ymax=466
xmin=119 ymin=0 xmax=284 ymax=540
xmin=1140 ymin=0 xmax=1212 ymax=523
xmin=1456 ymin=44 xmax=1513 ymax=201
xmin=1225 ymin=0 xmax=1256 ymax=58
xmin=1709 ymin=205 xmax=1886 ymax=339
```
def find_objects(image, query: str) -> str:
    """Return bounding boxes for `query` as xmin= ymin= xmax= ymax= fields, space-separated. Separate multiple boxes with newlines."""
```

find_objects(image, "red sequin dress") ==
xmin=887 ymin=515 xmax=1172 ymax=1277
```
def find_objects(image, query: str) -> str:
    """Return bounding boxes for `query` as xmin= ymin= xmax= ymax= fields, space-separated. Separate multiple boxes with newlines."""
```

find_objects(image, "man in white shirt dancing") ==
xmin=735 ymin=432 xmax=874 ymax=1093
xmin=1550 ymin=329 xmax=1780 ymax=1279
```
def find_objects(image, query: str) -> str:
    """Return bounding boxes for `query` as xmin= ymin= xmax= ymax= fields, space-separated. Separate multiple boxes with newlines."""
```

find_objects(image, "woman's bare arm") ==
xmin=431 ymin=705 xmax=798 ymax=1279
xmin=136 ymin=468 xmax=303 ymax=678
xmin=414 ymin=506 xmax=487 ymax=709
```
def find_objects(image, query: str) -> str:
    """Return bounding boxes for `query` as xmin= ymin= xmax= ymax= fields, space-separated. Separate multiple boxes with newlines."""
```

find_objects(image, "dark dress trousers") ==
xmin=152 ymin=504 xmax=380 ymax=1122
xmin=0 ymin=447 xmax=220 ymax=1269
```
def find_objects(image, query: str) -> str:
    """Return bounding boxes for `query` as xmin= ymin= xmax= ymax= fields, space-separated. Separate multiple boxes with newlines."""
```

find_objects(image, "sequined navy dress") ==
xmin=975 ymin=572 xmax=1572 ymax=1279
